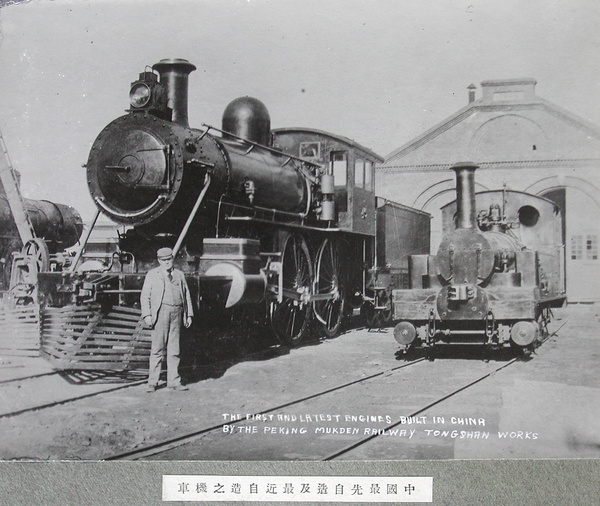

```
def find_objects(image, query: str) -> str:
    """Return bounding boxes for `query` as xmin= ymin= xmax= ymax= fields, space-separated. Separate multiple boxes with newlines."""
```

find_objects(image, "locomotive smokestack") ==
xmin=153 ymin=59 xmax=196 ymax=126
xmin=452 ymin=162 xmax=478 ymax=229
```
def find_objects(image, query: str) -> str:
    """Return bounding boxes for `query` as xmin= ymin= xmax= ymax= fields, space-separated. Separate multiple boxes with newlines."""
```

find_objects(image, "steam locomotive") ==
xmin=38 ymin=59 xmax=429 ymax=370
xmin=392 ymin=162 xmax=566 ymax=353
xmin=0 ymin=184 xmax=83 ymax=294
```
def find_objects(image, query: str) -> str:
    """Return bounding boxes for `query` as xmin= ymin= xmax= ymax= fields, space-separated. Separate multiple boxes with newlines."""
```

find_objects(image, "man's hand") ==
xmin=143 ymin=315 xmax=153 ymax=328
xmin=185 ymin=316 xmax=192 ymax=328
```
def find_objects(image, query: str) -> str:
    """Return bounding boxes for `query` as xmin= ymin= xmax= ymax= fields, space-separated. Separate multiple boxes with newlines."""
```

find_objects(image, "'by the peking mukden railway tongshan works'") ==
xmin=38 ymin=59 xmax=429 ymax=371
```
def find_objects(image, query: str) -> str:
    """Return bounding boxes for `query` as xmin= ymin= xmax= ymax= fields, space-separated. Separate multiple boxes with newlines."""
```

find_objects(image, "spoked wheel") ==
xmin=22 ymin=238 xmax=50 ymax=275
xmin=269 ymin=233 xmax=313 ymax=346
xmin=313 ymin=239 xmax=345 ymax=338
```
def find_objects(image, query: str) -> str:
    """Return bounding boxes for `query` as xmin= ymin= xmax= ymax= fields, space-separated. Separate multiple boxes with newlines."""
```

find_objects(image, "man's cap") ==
xmin=157 ymin=247 xmax=174 ymax=260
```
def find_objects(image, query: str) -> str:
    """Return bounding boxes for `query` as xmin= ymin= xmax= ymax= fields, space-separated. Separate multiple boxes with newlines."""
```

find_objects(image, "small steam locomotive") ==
xmin=392 ymin=162 xmax=566 ymax=353
xmin=38 ymin=59 xmax=429 ymax=370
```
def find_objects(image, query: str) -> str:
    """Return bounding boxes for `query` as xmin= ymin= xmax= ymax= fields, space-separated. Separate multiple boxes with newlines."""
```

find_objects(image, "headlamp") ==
xmin=129 ymin=83 xmax=151 ymax=108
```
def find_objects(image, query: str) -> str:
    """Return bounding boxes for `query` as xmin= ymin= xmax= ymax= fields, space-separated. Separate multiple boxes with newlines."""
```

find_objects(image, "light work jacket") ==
xmin=140 ymin=267 xmax=194 ymax=326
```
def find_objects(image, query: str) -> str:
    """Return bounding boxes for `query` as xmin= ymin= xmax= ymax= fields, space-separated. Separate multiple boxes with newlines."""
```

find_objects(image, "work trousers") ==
xmin=148 ymin=304 xmax=183 ymax=387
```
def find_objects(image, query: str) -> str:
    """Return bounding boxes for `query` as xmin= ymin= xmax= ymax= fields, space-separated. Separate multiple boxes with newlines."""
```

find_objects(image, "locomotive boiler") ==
xmin=88 ymin=60 xmax=312 ymax=237
xmin=392 ymin=162 xmax=566 ymax=353
xmin=0 ymin=185 xmax=83 ymax=292
xmin=38 ymin=58 xmax=429 ymax=371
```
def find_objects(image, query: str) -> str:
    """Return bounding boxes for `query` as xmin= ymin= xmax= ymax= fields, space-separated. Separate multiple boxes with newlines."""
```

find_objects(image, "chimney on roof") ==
xmin=467 ymin=83 xmax=476 ymax=104
xmin=480 ymin=78 xmax=537 ymax=103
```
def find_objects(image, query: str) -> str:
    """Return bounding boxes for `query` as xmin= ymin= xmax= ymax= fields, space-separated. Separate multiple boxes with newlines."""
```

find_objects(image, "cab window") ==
xmin=331 ymin=151 xmax=347 ymax=186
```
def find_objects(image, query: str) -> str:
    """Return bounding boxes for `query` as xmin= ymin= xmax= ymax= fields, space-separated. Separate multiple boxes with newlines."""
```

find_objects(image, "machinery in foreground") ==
xmin=0 ymin=129 xmax=82 ymax=359
xmin=0 ymin=130 xmax=82 ymax=301
xmin=392 ymin=162 xmax=566 ymax=354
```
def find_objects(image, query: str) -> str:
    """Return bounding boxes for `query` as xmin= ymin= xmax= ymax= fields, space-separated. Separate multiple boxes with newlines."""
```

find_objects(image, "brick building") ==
xmin=377 ymin=79 xmax=600 ymax=302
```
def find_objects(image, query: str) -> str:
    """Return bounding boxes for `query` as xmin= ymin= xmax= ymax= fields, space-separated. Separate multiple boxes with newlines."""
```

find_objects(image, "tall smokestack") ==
xmin=452 ymin=162 xmax=478 ymax=229
xmin=153 ymin=59 xmax=196 ymax=126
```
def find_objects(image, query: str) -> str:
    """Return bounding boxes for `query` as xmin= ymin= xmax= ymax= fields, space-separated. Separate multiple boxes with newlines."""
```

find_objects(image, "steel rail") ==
xmin=0 ymin=379 xmax=148 ymax=420
xmin=322 ymin=357 xmax=519 ymax=461
xmin=0 ymin=339 xmax=337 ymax=422
xmin=105 ymin=358 xmax=427 ymax=460
xmin=0 ymin=371 xmax=58 ymax=385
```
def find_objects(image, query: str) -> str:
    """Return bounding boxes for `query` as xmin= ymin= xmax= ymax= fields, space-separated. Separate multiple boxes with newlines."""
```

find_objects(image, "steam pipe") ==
xmin=172 ymin=173 xmax=211 ymax=259
xmin=452 ymin=162 xmax=478 ymax=229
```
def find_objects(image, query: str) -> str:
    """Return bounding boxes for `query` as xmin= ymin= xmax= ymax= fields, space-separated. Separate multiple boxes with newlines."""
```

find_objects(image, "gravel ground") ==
xmin=0 ymin=304 xmax=597 ymax=462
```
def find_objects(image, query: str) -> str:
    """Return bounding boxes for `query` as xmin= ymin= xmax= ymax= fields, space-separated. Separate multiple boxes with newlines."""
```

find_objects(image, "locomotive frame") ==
xmin=37 ymin=59 xmax=429 ymax=371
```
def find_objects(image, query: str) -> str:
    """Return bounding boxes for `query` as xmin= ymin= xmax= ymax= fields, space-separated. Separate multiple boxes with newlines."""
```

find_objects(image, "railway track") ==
xmin=105 ymin=358 xmax=429 ymax=460
xmin=0 ymin=371 xmax=58 ymax=385
xmin=322 ymin=357 xmax=517 ymax=460
xmin=1 ymin=315 xmax=563 ymax=423
xmin=0 ymin=308 xmax=568 ymax=460
xmin=0 ymin=373 xmax=148 ymax=419
xmin=104 ymin=354 xmax=522 ymax=461
xmin=0 ymin=341 xmax=292 ymax=421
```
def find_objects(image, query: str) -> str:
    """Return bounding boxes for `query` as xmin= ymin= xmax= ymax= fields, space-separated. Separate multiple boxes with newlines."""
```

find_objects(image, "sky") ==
xmin=0 ymin=0 xmax=599 ymax=221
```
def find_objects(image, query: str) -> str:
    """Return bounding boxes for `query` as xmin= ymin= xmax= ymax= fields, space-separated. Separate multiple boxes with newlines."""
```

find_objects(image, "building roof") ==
xmin=382 ymin=79 xmax=600 ymax=168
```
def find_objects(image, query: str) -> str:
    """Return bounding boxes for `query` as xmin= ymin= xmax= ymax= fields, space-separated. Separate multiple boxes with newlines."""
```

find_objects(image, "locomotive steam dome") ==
xmin=222 ymin=97 xmax=271 ymax=146
xmin=87 ymin=62 xmax=305 ymax=229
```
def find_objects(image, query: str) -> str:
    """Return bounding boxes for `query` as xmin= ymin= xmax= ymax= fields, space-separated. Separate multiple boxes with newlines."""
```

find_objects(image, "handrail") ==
xmin=172 ymin=173 xmax=212 ymax=258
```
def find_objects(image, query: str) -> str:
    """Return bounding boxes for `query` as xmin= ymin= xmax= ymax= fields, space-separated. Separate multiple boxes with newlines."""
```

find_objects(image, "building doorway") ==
xmin=542 ymin=187 xmax=600 ymax=302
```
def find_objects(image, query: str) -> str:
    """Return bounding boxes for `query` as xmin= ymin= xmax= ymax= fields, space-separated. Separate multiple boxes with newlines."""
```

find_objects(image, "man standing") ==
xmin=141 ymin=247 xmax=193 ymax=392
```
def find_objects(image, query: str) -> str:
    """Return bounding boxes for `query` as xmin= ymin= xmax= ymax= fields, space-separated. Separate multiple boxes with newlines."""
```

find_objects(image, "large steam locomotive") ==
xmin=38 ymin=59 xmax=429 ymax=370
xmin=392 ymin=162 xmax=566 ymax=353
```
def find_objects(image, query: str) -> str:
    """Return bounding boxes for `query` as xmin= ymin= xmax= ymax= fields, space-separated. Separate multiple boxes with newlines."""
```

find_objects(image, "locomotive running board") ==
xmin=40 ymin=304 xmax=152 ymax=371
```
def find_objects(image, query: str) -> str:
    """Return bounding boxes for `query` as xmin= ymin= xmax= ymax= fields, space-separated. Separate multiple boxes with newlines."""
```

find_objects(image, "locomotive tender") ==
xmin=392 ymin=162 xmax=566 ymax=353
xmin=38 ymin=59 xmax=429 ymax=370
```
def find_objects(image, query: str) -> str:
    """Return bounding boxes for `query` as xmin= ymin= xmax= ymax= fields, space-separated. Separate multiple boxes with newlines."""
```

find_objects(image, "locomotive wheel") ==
xmin=269 ymin=233 xmax=313 ymax=346
xmin=313 ymin=239 xmax=345 ymax=338
xmin=23 ymin=238 xmax=50 ymax=274
xmin=376 ymin=289 xmax=392 ymax=326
